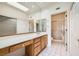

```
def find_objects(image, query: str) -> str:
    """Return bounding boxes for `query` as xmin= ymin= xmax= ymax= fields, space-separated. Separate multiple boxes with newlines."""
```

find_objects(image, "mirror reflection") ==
xmin=0 ymin=15 xmax=17 ymax=36
xmin=0 ymin=2 xmax=47 ymax=37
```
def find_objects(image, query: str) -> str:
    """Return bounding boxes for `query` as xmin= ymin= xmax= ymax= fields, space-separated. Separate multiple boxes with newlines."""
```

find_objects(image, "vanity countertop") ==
xmin=0 ymin=32 xmax=47 ymax=49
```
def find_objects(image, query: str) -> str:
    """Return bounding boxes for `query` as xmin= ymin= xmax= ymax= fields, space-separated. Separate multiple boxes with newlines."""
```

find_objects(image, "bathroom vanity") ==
xmin=0 ymin=32 xmax=48 ymax=56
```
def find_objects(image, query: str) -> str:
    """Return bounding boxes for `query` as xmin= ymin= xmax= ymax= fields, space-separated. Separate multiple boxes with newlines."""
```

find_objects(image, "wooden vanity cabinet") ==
xmin=0 ymin=35 xmax=48 ymax=56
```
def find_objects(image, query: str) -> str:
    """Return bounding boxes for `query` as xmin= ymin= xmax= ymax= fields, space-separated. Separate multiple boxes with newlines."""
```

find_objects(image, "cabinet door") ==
xmin=0 ymin=47 xmax=9 ymax=56
xmin=41 ymin=38 xmax=45 ymax=49
xmin=44 ymin=35 xmax=48 ymax=46
xmin=10 ymin=40 xmax=33 ymax=52
xmin=41 ymin=35 xmax=48 ymax=49
xmin=10 ymin=43 xmax=24 ymax=52
xmin=25 ymin=44 xmax=33 ymax=56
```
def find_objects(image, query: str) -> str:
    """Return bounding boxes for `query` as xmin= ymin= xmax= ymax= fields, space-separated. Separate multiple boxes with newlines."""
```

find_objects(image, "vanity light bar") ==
xmin=7 ymin=2 xmax=29 ymax=12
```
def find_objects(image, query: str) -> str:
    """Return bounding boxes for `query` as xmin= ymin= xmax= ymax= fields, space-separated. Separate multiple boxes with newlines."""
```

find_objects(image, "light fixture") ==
xmin=7 ymin=2 xmax=29 ymax=12
xmin=56 ymin=7 xmax=60 ymax=10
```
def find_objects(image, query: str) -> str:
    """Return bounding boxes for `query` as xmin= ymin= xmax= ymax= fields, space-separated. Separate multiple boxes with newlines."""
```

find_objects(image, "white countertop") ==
xmin=0 ymin=32 xmax=47 ymax=49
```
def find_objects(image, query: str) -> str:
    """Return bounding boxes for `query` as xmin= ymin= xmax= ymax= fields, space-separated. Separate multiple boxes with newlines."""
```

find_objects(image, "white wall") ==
xmin=30 ymin=3 xmax=72 ymax=47
xmin=69 ymin=2 xmax=79 ymax=56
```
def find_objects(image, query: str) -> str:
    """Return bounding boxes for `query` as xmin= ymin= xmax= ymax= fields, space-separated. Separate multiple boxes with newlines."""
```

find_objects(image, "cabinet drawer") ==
xmin=10 ymin=40 xmax=33 ymax=52
xmin=34 ymin=42 xmax=40 ymax=48
xmin=34 ymin=46 xmax=41 ymax=55
xmin=10 ymin=43 xmax=24 ymax=52
xmin=34 ymin=38 xmax=40 ymax=43
xmin=0 ymin=47 xmax=9 ymax=56
xmin=23 ymin=40 xmax=33 ymax=46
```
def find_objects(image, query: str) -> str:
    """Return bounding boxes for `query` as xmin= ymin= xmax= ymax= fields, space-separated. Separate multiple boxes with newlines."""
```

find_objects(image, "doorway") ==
xmin=51 ymin=12 xmax=66 ymax=55
xmin=51 ymin=12 xmax=66 ymax=43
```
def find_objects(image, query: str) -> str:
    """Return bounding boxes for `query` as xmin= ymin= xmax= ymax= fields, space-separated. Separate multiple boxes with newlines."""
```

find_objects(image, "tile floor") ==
xmin=39 ymin=40 xmax=66 ymax=56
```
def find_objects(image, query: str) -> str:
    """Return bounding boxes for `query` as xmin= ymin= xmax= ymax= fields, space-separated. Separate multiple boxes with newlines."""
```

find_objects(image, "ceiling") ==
xmin=18 ymin=2 xmax=57 ymax=14
xmin=4 ymin=2 xmax=73 ymax=15
xmin=18 ymin=2 xmax=72 ymax=15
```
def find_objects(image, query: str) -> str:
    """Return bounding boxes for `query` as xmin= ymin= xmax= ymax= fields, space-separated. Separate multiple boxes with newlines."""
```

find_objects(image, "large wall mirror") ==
xmin=0 ymin=2 xmax=47 ymax=37
xmin=0 ymin=15 xmax=17 ymax=36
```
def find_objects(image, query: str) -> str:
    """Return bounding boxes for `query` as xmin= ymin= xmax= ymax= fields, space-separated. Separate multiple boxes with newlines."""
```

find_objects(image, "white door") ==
xmin=69 ymin=2 xmax=79 ymax=56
